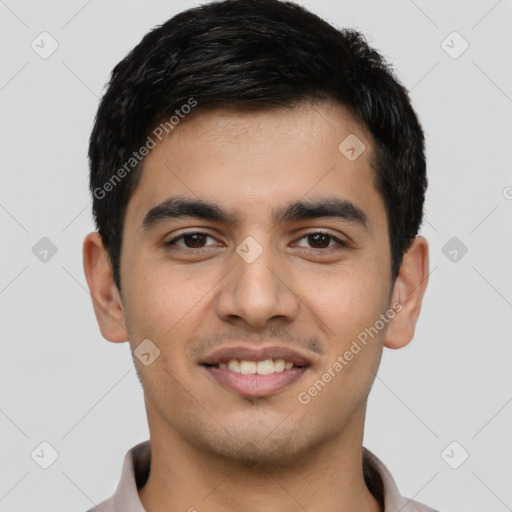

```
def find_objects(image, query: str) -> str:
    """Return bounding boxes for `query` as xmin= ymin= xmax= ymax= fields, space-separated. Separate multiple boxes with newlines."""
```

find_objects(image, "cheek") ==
xmin=122 ymin=259 xmax=224 ymax=376
xmin=298 ymin=259 xmax=390 ymax=336
xmin=296 ymin=262 xmax=390 ymax=400
xmin=122 ymin=269 xmax=205 ymax=401
xmin=124 ymin=256 xmax=208 ymax=332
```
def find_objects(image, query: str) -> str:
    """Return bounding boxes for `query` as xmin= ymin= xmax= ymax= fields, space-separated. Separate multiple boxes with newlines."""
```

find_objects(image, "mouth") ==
xmin=199 ymin=346 xmax=312 ymax=397
xmin=203 ymin=358 xmax=302 ymax=374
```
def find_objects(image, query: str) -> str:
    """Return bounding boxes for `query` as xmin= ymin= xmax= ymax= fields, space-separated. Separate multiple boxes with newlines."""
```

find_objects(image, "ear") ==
xmin=384 ymin=236 xmax=429 ymax=349
xmin=82 ymin=232 xmax=128 ymax=343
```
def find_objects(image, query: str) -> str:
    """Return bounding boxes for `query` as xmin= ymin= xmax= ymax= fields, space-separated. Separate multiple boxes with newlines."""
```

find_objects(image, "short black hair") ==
xmin=88 ymin=0 xmax=427 ymax=290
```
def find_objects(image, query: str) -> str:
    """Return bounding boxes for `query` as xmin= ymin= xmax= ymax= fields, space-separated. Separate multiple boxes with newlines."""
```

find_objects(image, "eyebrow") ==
xmin=141 ymin=195 xmax=368 ymax=231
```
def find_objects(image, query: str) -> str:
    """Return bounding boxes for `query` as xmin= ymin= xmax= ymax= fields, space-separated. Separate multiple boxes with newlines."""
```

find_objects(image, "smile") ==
xmin=207 ymin=358 xmax=297 ymax=375
xmin=202 ymin=361 xmax=309 ymax=397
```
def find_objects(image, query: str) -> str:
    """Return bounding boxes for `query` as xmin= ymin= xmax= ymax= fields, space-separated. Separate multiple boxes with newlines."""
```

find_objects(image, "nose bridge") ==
xmin=216 ymin=234 xmax=299 ymax=327
xmin=239 ymin=241 xmax=279 ymax=295
xmin=235 ymin=235 xmax=282 ymax=309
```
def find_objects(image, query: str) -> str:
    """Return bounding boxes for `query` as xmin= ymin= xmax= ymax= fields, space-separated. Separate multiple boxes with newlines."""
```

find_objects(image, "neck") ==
xmin=138 ymin=407 xmax=382 ymax=512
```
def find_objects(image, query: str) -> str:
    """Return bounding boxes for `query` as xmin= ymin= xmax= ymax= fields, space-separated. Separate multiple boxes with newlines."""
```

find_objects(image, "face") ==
xmin=97 ymin=102 xmax=409 ymax=467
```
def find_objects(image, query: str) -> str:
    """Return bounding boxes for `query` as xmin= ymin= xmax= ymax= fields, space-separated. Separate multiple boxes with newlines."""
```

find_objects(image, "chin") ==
xmin=198 ymin=423 xmax=320 ymax=472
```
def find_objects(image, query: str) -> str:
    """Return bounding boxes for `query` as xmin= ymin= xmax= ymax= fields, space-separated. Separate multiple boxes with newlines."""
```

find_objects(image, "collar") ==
xmin=88 ymin=440 xmax=438 ymax=512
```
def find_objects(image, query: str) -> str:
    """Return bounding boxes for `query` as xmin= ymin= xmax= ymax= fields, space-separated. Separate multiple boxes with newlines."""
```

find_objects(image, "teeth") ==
xmin=256 ymin=360 xmax=274 ymax=375
xmin=216 ymin=358 xmax=297 ymax=374
xmin=274 ymin=359 xmax=285 ymax=372
xmin=240 ymin=361 xmax=257 ymax=375
xmin=228 ymin=360 xmax=240 ymax=373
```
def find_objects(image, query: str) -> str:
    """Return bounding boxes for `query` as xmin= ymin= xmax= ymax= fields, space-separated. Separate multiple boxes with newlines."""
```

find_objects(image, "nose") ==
xmin=215 ymin=240 xmax=300 ymax=329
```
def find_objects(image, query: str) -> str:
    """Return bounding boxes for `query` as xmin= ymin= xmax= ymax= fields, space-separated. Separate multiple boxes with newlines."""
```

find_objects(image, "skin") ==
xmin=83 ymin=101 xmax=429 ymax=512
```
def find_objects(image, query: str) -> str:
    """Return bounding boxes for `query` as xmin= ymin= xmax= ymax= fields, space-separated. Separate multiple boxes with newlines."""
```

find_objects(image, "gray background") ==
xmin=1 ymin=0 xmax=511 ymax=511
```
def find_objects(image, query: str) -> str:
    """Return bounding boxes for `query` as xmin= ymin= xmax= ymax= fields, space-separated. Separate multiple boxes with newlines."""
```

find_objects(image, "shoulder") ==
xmin=362 ymin=447 xmax=440 ymax=512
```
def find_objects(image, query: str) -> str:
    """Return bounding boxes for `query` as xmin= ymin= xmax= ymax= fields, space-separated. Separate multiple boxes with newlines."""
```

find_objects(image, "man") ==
xmin=83 ymin=0 xmax=435 ymax=510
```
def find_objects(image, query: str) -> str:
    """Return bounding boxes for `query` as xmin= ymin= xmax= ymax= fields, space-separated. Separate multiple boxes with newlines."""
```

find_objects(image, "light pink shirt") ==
xmin=87 ymin=441 xmax=439 ymax=512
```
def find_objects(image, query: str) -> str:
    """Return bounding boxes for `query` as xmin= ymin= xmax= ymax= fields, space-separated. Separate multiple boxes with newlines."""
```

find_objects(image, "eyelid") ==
xmin=292 ymin=230 xmax=350 ymax=250
xmin=165 ymin=230 xmax=218 ymax=247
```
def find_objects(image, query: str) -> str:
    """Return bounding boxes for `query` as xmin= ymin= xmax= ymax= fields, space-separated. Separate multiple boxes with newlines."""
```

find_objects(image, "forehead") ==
xmin=124 ymin=102 xmax=387 ymax=234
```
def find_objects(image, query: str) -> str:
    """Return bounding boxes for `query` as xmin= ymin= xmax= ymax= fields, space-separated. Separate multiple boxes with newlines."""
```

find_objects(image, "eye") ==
xmin=165 ymin=231 xmax=219 ymax=249
xmin=164 ymin=230 xmax=349 ymax=253
xmin=294 ymin=231 xmax=348 ymax=252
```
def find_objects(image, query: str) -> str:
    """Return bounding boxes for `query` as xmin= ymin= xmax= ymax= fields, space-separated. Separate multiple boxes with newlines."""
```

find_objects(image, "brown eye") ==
xmin=293 ymin=231 xmax=348 ymax=252
xmin=166 ymin=232 xmax=217 ymax=249
xmin=307 ymin=233 xmax=331 ymax=249
xmin=182 ymin=233 xmax=208 ymax=248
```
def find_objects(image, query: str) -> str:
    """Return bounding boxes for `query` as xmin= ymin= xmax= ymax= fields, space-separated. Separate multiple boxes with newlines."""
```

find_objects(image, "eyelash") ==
xmin=165 ymin=230 xmax=349 ymax=253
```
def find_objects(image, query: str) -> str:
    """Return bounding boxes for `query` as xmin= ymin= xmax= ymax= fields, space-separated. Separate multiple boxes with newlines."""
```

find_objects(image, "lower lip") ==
xmin=202 ymin=366 xmax=308 ymax=397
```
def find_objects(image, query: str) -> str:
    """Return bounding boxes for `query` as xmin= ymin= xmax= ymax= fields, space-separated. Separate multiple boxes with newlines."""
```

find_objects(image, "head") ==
xmin=84 ymin=0 xmax=428 ymax=468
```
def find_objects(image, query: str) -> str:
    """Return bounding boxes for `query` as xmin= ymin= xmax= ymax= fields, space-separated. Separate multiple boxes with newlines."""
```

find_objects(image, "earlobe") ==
xmin=384 ymin=236 xmax=429 ymax=350
xmin=82 ymin=232 xmax=128 ymax=343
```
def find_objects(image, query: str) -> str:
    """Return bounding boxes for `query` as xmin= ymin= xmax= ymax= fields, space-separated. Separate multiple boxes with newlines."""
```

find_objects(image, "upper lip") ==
xmin=199 ymin=345 xmax=313 ymax=367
